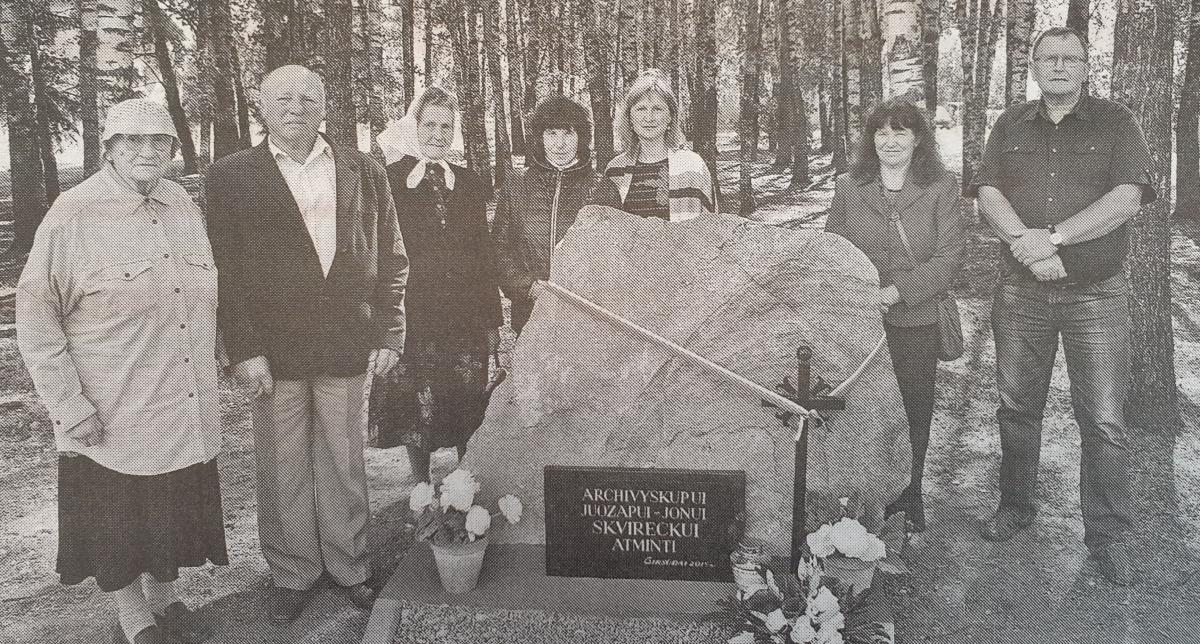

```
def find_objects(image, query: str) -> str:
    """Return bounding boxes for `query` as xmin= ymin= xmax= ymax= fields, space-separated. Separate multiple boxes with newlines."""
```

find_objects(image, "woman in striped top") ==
xmin=605 ymin=70 xmax=716 ymax=220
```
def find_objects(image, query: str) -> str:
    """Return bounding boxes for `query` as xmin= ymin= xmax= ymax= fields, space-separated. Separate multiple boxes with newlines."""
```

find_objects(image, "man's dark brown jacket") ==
xmin=204 ymin=137 xmax=408 ymax=379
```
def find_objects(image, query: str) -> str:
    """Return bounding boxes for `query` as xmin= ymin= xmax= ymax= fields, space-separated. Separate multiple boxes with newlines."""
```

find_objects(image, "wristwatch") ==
xmin=1047 ymin=224 xmax=1064 ymax=247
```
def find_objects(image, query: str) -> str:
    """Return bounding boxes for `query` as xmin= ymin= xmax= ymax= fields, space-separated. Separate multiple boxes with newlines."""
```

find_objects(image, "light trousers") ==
xmin=252 ymin=374 xmax=370 ymax=589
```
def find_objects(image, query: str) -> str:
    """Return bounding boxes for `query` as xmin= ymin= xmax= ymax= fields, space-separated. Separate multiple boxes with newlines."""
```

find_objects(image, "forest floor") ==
xmin=3 ymin=136 xmax=1200 ymax=643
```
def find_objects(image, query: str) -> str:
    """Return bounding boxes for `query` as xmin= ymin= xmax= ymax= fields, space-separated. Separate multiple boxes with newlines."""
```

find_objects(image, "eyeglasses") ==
xmin=1034 ymin=54 xmax=1086 ymax=67
xmin=115 ymin=134 xmax=175 ymax=154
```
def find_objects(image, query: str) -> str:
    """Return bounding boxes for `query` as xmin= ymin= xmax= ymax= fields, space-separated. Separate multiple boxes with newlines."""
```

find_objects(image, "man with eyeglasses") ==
xmin=966 ymin=26 xmax=1155 ymax=586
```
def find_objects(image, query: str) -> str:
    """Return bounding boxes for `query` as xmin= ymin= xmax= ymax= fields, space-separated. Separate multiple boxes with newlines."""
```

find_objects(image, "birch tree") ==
xmin=1005 ymin=0 xmax=1036 ymax=105
xmin=882 ymin=0 xmax=924 ymax=102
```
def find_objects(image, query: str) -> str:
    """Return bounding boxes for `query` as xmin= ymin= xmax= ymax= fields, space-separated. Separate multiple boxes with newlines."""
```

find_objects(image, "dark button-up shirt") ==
xmin=969 ymin=95 xmax=1155 ymax=283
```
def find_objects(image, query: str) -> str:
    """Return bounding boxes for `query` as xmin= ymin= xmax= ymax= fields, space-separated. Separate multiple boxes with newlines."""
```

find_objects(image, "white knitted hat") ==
xmin=102 ymin=99 xmax=178 ymax=143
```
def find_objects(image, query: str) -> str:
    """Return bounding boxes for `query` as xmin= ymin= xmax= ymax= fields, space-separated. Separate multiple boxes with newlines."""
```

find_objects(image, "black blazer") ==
xmin=824 ymin=171 xmax=965 ymax=327
xmin=387 ymin=156 xmax=502 ymax=341
xmin=205 ymin=137 xmax=409 ymax=379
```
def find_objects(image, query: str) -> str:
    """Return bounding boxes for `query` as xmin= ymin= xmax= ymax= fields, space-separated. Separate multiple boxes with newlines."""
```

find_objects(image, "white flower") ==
xmin=815 ymin=622 xmax=844 ymax=644
xmin=764 ymin=609 xmax=788 ymax=632
xmin=408 ymin=482 xmax=434 ymax=513
xmin=816 ymin=612 xmax=844 ymax=630
xmin=828 ymin=518 xmax=870 ymax=559
xmin=806 ymin=525 xmax=836 ymax=558
xmin=790 ymin=616 xmax=817 ymax=643
xmin=465 ymin=505 xmax=492 ymax=536
xmin=858 ymin=534 xmax=887 ymax=562
xmin=498 ymin=494 xmax=523 ymax=524
xmin=728 ymin=632 xmax=756 ymax=644
xmin=440 ymin=469 xmax=480 ymax=512
xmin=809 ymin=587 xmax=840 ymax=617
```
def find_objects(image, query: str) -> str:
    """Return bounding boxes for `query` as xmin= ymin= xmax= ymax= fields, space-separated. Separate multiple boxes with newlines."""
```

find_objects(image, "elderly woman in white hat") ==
xmin=17 ymin=99 xmax=225 ymax=644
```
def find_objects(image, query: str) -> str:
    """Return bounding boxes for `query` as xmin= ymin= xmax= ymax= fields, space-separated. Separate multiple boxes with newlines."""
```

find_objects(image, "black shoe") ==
xmin=114 ymin=624 xmax=179 ymax=644
xmin=340 ymin=582 xmax=377 ymax=610
xmin=153 ymin=602 xmax=211 ymax=643
xmin=267 ymin=587 xmax=311 ymax=624
xmin=885 ymin=490 xmax=926 ymax=533
xmin=1090 ymin=543 xmax=1133 ymax=586
xmin=979 ymin=506 xmax=1035 ymax=542
xmin=907 ymin=494 xmax=926 ymax=533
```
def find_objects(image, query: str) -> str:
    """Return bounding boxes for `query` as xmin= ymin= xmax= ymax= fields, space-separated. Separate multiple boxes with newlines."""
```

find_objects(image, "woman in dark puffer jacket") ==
xmin=494 ymin=95 xmax=623 ymax=334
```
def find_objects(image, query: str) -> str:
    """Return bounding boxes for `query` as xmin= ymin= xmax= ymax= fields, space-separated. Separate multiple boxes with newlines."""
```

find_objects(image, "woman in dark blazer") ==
xmin=824 ymin=99 xmax=966 ymax=532
xmin=373 ymin=87 xmax=503 ymax=482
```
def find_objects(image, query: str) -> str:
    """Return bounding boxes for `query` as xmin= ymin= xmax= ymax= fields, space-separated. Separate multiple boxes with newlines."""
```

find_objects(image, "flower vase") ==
xmin=430 ymin=535 xmax=488 ymax=594
xmin=823 ymin=554 xmax=876 ymax=595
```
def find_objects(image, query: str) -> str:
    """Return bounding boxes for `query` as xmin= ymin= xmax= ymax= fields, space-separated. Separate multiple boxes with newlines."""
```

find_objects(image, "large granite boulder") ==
xmin=461 ymin=206 xmax=909 ymax=557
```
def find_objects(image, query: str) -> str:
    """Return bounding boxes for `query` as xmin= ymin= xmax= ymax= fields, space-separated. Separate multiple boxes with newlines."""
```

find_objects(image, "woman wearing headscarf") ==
xmin=493 ymin=94 xmax=623 ymax=334
xmin=605 ymin=69 xmax=716 ymax=221
xmin=823 ymin=99 xmax=966 ymax=532
xmin=17 ymin=99 xmax=225 ymax=644
xmin=372 ymin=87 xmax=502 ymax=482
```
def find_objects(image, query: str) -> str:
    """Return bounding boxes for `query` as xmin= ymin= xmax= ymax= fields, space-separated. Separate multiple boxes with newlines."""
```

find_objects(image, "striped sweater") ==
xmin=604 ymin=148 xmax=717 ymax=221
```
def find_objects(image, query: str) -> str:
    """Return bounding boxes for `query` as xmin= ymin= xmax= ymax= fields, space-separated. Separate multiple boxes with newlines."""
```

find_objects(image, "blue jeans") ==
xmin=991 ymin=274 xmax=1132 ymax=548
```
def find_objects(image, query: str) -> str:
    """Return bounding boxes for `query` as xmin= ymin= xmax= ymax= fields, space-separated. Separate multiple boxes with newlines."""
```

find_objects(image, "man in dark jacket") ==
xmin=205 ymin=65 xmax=408 ymax=622
xmin=494 ymin=95 xmax=622 ymax=333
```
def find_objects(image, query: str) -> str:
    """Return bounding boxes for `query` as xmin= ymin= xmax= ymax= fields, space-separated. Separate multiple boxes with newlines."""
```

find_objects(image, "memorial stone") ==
xmin=461 ymin=206 xmax=910 ymax=558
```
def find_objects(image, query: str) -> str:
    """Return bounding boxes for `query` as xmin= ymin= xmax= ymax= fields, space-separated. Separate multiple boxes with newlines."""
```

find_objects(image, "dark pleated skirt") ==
xmin=56 ymin=455 xmax=229 ymax=592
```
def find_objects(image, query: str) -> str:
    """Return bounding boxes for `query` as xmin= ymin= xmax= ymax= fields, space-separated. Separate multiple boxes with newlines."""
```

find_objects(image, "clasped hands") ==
xmin=1010 ymin=228 xmax=1066 ymax=282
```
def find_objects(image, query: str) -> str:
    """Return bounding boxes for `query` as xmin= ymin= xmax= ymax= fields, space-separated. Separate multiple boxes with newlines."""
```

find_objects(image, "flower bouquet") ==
xmin=408 ymin=469 xmax=522 ymax=594
xmin=804 ymin=518 xmax=887 ymax=596
xmin=709 ymin=554 xmax=890 ymax=644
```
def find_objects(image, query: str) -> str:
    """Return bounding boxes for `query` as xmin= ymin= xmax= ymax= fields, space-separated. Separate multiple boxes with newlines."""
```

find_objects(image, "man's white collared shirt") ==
xmin=270 ymin=137 xmax=337 ymax=276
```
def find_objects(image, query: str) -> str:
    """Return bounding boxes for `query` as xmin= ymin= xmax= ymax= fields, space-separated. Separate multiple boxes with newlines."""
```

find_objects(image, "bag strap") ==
xmin=893 ymin=215 xmax=916 ymax=263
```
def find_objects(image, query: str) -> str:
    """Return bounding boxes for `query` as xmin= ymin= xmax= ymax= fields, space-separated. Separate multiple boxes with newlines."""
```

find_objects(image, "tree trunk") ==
xmin=818 ymin=70 xmax=832 ymax=153
xmin=447 ymin=0 xmax=492 ymax=181
xmin=1005 ymin=0 xmax=1036 ymax=105
xmin=580 ymin=0 xmax=615 ymax=168
xmin=960 ymin=0 xmax=1001 ymax=192
xmin=739 ymin=0 xmax=762 ymax=216
xmin=618 ymin=0 xmax=639 ymax=85
xmin=842 ymin=0 xmax=864 ymax=135
xmin=775 ymin=0 xmax=795 ymax=167
xmin=883 ymin=0 xmax=924 ymax=103
xmin=146 ymin=0 xmax=198 ymax=175
xmin=324 ymin=0 xmax=357 ymax=147
xmin=832 ymin=0 xmax=850 ymax=171
xmin=506 ymin=0 xmax=526 ymax=155
xmin=1112 ymin=0 xmax=1179 ymax=435
xmin=486 ymin=0 xmax=512 ymax=189
xmin=199 ymin=117 xmax=211 ymax=167
xmin=364 ymin=0 xmax=386 ymax=158
xmin=858 ymin=0 xmax=884 ymax=110
xmin=424 ymin=0 xmax=433 ymax=81
xmin=402 ymin=0 xmax=415 ymax=109
xmin=921 ymin=0 xmax=939 ymax=112
xmin=521 ymin=0 xmax=541 ymax=117
xmin=1 ymin=0 xmax=48 ymax=256
xmin=1176 ymin=0 xmax=1200 ymax=218
xmin=78 ymin=0 xmax=101 ymax=173
xmin=692 ymin=0 xmax=719 ymax=207
xmin=29 ymin=20 xmax=59 ymax=204
xmin=1066 ymin=0 xmax=1089 ymax=45
xmin=207 ymin=0 xmax=243 ymax=160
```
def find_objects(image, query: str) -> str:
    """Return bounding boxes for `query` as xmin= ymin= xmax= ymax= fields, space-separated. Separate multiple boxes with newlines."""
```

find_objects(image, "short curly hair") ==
xmin=526 ymin=94 xmax=593 ymax=163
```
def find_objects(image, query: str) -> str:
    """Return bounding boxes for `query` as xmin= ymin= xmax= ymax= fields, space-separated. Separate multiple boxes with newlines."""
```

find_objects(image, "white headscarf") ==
xmin=376 ymin=87 xmax=466 ymax=190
